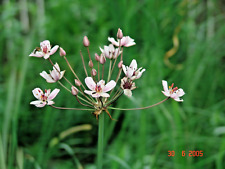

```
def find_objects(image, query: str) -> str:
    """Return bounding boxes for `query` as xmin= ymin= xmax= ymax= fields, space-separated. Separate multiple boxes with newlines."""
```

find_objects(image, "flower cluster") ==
xmin=29 ymin=28 xmax=185 ymax=119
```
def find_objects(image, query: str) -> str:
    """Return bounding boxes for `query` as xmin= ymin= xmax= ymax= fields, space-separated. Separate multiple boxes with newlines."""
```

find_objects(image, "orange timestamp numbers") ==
xmin=168 ymin=150 xmax=203 ymax=157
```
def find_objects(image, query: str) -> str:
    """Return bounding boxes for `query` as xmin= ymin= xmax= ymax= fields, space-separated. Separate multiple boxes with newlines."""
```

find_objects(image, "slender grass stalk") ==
xmin=97 ymin=113 xmax=105 ymax=169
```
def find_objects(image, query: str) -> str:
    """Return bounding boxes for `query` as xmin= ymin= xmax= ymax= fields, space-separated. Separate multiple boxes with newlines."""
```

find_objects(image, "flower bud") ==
xmin=91 ymin=69 xmax=97 ymax=76
xmin=117 ymin=28 xmax=123 ymax=39
xmin=75 ymin=79 xmax=81 ymax=86
xmin=59 ymin=47 xmax=66 ymax=56
xmin=95 ymin=53 xmax=100 ymax=62
xmin=83 ymin=36 xmax=90 ymax=47
xmin=118 ymin=60 xmax=123 ymax=68
xmin=99 ymin=54 xmax=106 ymax=64
xmin=89 ymin=60 xmax=93 ymax=68
xmin=71 ymin=86 xmax=78 ymax=96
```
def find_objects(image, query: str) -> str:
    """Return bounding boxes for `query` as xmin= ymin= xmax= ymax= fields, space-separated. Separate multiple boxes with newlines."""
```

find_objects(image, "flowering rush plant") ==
xmin=29 ymin=28 xmax=185 ymax=168
xmin=30 ymin=29 xmax=185 ymax=118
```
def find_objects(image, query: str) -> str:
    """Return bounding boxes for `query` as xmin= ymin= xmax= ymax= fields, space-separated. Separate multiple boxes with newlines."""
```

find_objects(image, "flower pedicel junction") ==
xmin=30 ymin=28 xmax=185 ymax=117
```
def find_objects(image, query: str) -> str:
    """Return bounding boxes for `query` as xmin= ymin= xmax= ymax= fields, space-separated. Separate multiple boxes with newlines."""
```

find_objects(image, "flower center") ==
xmin=42 ymin=46 xmax=48 ymax=54
xmin=95 ymin=85 xmax=102 ymax=92
xmin=41 ymin=94 xmax=47 ymax=102
xmin=169 ymin=83 xmax=178 ymax=94
xmin=123 ymin=81 xmax=132 ymax=89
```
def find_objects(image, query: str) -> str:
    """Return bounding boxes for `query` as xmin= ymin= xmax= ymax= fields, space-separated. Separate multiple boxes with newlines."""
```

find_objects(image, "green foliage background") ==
xmin=0 ymin=0 xmax=224 ymax=168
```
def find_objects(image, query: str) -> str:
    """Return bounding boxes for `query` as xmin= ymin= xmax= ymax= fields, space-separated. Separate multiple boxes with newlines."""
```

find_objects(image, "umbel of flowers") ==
xmin=30 ymin=29 xmax=185 ymax=119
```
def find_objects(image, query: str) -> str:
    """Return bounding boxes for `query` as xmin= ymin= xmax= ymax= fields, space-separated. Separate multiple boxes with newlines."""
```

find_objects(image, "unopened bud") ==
xmin=71 ymin=86 xmax=78 ymax=96
xmin=89 ymin=60 xmax=93 ymax=68
xmin=59 ymin=47 xmax=66 ymax=56
xmin=75 ymin=79 xmax=81 ymax=86
xmin=99 ymin=54 xmax=106 ymax=64
xmin=95 ymin=53 xmax=100 ymax=62
xmin=117 ymin=28 xmax=123 ymax=39
xmin=91 ymin=69 xmax=97 ymax=76
xmin=83 ymin=36 xmax=90 ymax=47
xmin=118 ymin=60 xmax=123 ymax=68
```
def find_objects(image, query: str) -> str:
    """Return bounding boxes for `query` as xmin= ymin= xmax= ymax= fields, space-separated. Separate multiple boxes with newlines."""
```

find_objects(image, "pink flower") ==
xmin=108 ymin=36 xmax=135 ymax=47
xmin=30 ymin=88 xmax=60 ymax=107
xmin=100 ymin=44 xmax=121 ymax=59
xmin=84 ymin=77 xmax=116 ymax=98
xmin=162 ymin=80 xmax=185 ymax=102
xmin=40 ymin=63 xmax=65 ymax=83
xmin=29 ymin=40 xmax=59 ymax=59
xmin=122 ymin=59 xmax=145 ymax=80
xmin=121 ymin=77 xmax=136 ymax=97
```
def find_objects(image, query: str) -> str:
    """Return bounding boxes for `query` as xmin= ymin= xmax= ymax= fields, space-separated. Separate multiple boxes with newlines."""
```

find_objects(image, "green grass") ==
xmin=0 ymin=0 xmax=225 ymax=169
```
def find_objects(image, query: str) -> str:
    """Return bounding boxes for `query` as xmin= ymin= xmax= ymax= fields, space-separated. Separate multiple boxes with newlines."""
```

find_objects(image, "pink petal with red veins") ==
xmin=85 ymin=77 xmax=96 ymax=91
xmin=32 ymin=88 xmax=43 ymax=99
xmin=49 ymin=45 xmax=59 ymax=55
xmin=103 ymin=80 xmax=116 ymax=92
xmin=48 ymin=89 xmax=60 ymax=100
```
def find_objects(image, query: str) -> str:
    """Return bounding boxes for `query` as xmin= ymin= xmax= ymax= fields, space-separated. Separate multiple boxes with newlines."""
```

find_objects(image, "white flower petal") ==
xmin=127 ymin=67 xmax=134 ymax=78
xmin=99 ymin=92 xmax=110 ymax=98
xmin=85 ymin=77 xmax=96 ymax=91
xmin=124 ymin=89 xmax=132 ymax=97
xmin=108 ymin=37 xmax=119 ymax=46
xmin=162 ymin=80 xmax=169 ymax=92
xmin=43 ymin=54 xmax=50 ymax=59
xmin=102 ymin=80 xmax=116 ymax=92
xmin=36 ymin=102 xmax=47 ymax=107
xmin=30 ymin=100 xmax=43 ymax=105
xmin=84 ymin=90 xmax=94 ymax=96
xmin=48 ymin=89 xmax=60 ymax=101
xmin=60 ymin=70 xmax=66 ymax=79
xmin=40 ymin=71 xmax=55 ymax=83
xmin=174 ymin=97 xmax=183 ymax=102
xmin=49 ymin=45 xmax=59 ymax=55
xmin=129 ymin=59 xmax=137 ymax=70
xmin=91 ymin=93 xmax=101 ymax=98
xmin=162 ymin=91 xmax=170 ymax=97
xmin=176 ymin=89 xmax=185 ymax=97
xmin=32 ymin=88 xmax=43 ymax=99
xmin=29 ymin=51 xmax=43 ymax=57
xmin=47 ymin=100 xmax=55 ymax=105
xmin=122 ymin=65 xmax=127 ymax=75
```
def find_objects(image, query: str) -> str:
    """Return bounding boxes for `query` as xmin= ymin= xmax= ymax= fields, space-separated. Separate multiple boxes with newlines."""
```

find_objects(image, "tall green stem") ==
xmin=97 ymin=113 xmax=105 ymax=169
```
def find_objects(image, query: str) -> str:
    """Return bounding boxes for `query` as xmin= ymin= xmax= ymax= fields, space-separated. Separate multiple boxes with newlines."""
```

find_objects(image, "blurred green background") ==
xmin=0 ymin=0 xmax=225 ymax=168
